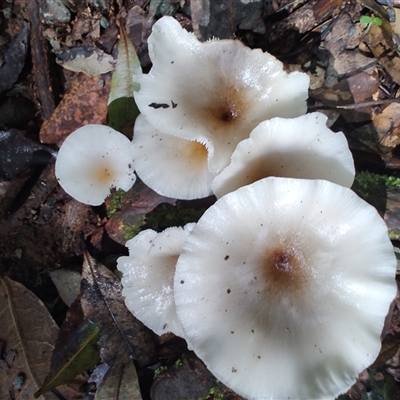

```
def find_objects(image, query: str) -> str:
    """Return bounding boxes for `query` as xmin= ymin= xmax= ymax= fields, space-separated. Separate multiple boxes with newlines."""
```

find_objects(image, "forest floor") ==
xmin=1 ymin=0 xmax=400 ymax=399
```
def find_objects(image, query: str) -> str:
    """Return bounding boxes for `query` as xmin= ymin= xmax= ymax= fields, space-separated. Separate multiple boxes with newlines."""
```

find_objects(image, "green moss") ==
xmin=361 ymin=369 xmax=398 ymax=400
xmin=154 ymin=365 xmax=168 ymax=377
xmin=122 ymin=215 xmax=146 ymax=240
xmin=107 ymin=189 xmax=125 ymax=217
xmin=202 ymin=380 xmax=228 ymax=399
xmin=389 ymin=231 xmax=400 ymax=240
xmin=144 ymin=202 xmax=207 ymax=232
xmin=383 ymin=175 xmax=400 ymax=187
xmin=174 ymin=358 xmax=183 ymax=368
xmin=351 ymin=171 xmax=400 ymax=212
xmin=353 ymin=171 xmax=400 ymax=193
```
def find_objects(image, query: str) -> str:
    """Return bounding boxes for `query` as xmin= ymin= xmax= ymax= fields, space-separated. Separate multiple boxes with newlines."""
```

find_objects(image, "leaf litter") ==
xmin=1 ymin=0 xmax=400 ymax=399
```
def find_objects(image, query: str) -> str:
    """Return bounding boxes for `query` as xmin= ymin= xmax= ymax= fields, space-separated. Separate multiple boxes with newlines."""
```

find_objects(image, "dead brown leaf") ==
xmin=80 ymin=252 xmax=157 ymax=367
xmin=105 ymin=180 xmax=176 ymax=245
xmin=151 ymin=352 xmax=216 ymax=400
xmin=373 ymin=103 xmax=400 ymax=148
xmin=95 ymin=361 xmax=142 ymax=400
xmin=0 ymin=277 xmax=82 ymax=399
xmin=39 ymin=73 xmax=111 ymax=144
xmin=190 ymin=0 xmax=265 ymax=40
xmin=366 ymin=23 xmax=400 ymax=85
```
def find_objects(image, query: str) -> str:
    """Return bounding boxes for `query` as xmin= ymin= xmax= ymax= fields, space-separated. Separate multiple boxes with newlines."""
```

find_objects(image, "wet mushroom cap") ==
xmin=132 ymin=115 xmax=215 ymax=200
xmin=174 ymin=177 xmax=397 ymax=400
xmin=55 ymin=124 xmax=136 ymax=206
xmin=134 ymin=16 xmax=310 ymax=173
xmin=212 ymin=112 xmax=355 ymax=198
xmin=117 ymin=223 xmax=195 ymax=337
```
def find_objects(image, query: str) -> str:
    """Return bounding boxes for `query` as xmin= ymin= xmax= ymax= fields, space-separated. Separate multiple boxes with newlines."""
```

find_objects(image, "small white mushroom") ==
xmin=132 ymin=115 xmax=216 ymax=200
xmin=134 ymin=16 xmax=310 ymax=173
xmin=174 ymin=177 xmax=397 ymax=400
xmin=117 ymin=223 xmax=195 ymax=337
xmin=212 ymin=112 xmax=355 ymax=198
xmin=55 ymin=124 xmax=136 ymax=206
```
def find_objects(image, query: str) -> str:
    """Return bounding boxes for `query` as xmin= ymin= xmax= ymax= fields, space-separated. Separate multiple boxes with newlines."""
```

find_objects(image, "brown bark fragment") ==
xmin=28 ymin=0 xmax=56 ymax=120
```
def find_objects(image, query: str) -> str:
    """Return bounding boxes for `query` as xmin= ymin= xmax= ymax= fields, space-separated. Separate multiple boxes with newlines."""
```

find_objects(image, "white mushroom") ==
xmin=134 ymin=16 xmax=310 ymax=173
xmin=212 ymin=112 xmax=355 ymax=198
xmin=131 ymin=115 xmax=216 ymax=200
xmin=117 ymin=223 xmax=195 ymax=337
xmin=55 ymin=124 xmax=136 ymax=206
xmin=174 ymin=177 xmax=397 ymax=400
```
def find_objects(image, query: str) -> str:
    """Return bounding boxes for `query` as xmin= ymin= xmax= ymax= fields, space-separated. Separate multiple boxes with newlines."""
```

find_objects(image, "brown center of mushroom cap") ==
xmin=190 ymin=82 xmax=250 ymax=140
xmin=259 ymin=241 xmax=311 ymax=297
xmin=92 ymin=161 xmax=115 ymax=185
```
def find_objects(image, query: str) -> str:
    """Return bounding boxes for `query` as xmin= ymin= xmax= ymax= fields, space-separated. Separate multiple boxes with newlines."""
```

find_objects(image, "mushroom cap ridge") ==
xmin=132 ymin=114 xmax=215 ymax=200
xmin=118 ymin=223 xmax=196 ymax=337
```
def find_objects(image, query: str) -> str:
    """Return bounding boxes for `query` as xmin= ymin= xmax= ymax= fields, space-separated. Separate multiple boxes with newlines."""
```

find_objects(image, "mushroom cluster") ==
xmin=118 ymin=177 xmax=397 ymax=400
xmin=131 ymin=16 xmax=310 ymax=200
xmin=55 ymin=17 xmax=357 ymax=204
xmin=52 ymin=15 xmax=397 ymax=400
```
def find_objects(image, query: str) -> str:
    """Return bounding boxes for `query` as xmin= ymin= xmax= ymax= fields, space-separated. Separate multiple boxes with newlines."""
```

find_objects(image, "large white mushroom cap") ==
xmin=55 ymin=124 xmax=136 ymax=206
xmin=132 ymin=115 xmax=216 ymax=200
xmin=174 ymin=177 xmax=397 ymax=400
xmin=117 ymin=223 xmax=195 ymax=337
xmin=134 ymin=16 xmax=310 ymax=173
xmin=212 ymin=112 xmax=355 ymax=198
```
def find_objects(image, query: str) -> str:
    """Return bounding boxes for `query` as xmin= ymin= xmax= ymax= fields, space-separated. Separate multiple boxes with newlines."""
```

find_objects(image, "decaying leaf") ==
xmin=148 ymin=0 xmax=181 ymax=18
xmin=35 ymin=300 xmax=100 ymax=398
xmin=105 ymin=179 xmax=176 ymax=245
xmin=95 ymin=361 xmax=142 ymax=400
xmin=0 ymin=24 xmax=29 ymax=95
xmin=49 ymin=268 xmax=82 ymax=307
xmin=0 ymin=129 xmax=54 ymax=180
xmin=0 ymin=277 xmax=60 ymax=399
xmin=108 ymin=24 xmax=142 ymax=133
xmin=190 ymin=0 xmax=265 ymax=40
xmin=150 ymin=352 xmax=215 ymax=400
xmin=373 ymin=103 xmax=400 ymax=148
xmin=366 ymin=23 xmax=400 ymax=85
xmin=56 ymin=47 xmax=115 ymax=76
xmin=39 ymin=73 xmax=111 ymax=144
xmin=371 ymin=340 xmax=400 ymax=369
xmin=80 ymin=252 xmax=157 ymax=367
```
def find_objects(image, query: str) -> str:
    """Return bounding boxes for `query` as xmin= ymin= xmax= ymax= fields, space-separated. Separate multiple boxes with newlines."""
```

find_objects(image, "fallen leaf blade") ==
xmin=371 ymin=340 xmax=400 ymax=369
xmin=35 ymin=312 xmax=100 ymax=398
xmin=0 ymin=277 xmax=59 ymax=399
xmin=108 ymin=25 xmax=141 ymax=131
xmin=49 ymin=268 xmax=81 ymax=307
xmin=80 ymin=252 xmax=157 ymax=367
xmin=95 ymin=361 xmax=143 ymax=400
